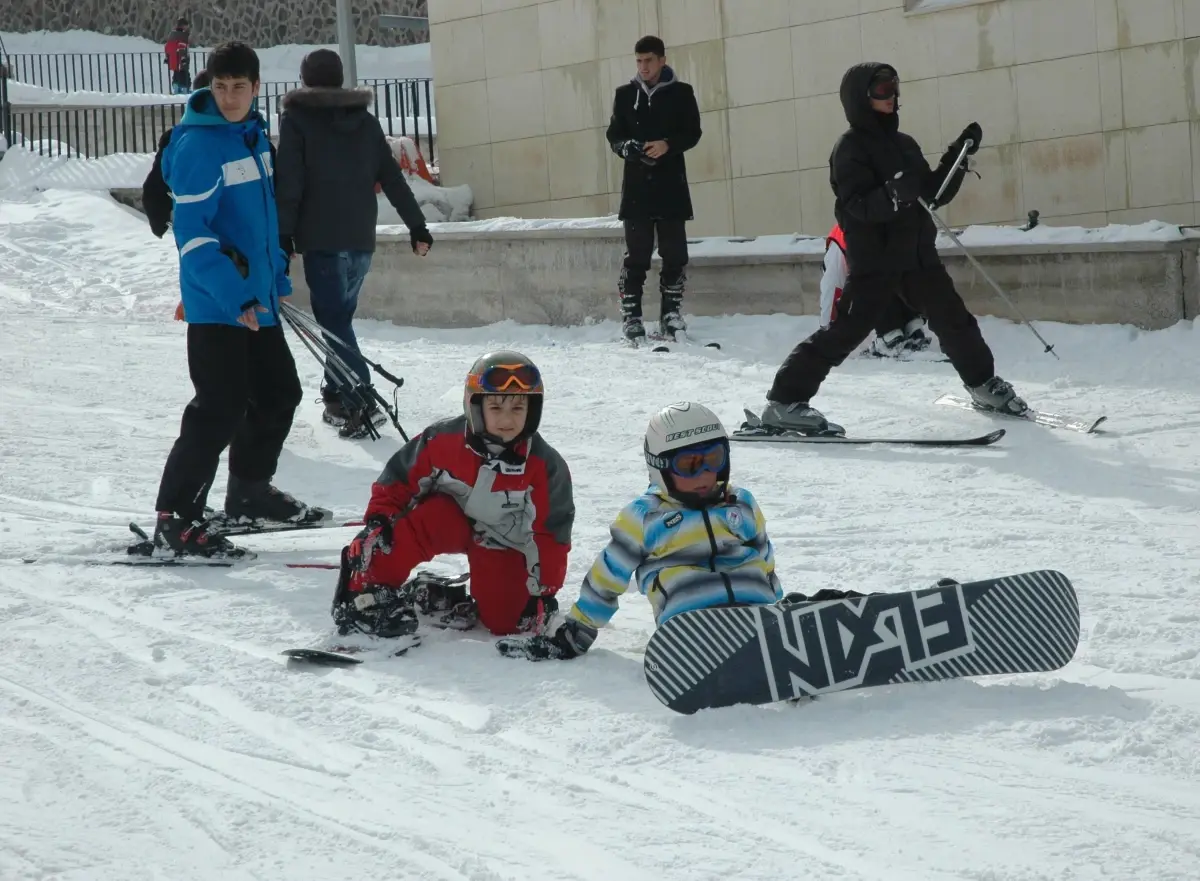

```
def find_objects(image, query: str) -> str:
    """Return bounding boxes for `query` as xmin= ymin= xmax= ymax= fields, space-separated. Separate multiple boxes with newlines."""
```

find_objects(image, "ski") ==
xmin=934 ymin=394 xmax=1106 ymax=434
xmin=624 ymin=334 xmax=722 ymax=354
xmin=732 ymin=409 xmax=1006 ymax=447
xmin=129 ymin=508 xmax=360 ymax=538
xmin=281 ymin=636 xmax=422 ymax=666
xmin=21 ymin=551 xmax=338 ymax=569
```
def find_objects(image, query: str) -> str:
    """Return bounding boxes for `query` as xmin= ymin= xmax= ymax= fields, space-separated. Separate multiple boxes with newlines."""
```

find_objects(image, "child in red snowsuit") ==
xmin=333 ymin=351 xmax=574 ymax=638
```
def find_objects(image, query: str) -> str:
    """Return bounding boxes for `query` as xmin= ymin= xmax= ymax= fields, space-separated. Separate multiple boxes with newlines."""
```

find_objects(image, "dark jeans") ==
xmin=768 ymin=265 xmax=995 ymax=405
xmin=155 ymin=323 xmax=303 ymax=520
xmin=303 ymin=250 xmax=373 ymax=395
xmin=619 ymin=219 xmax=689 ymax=318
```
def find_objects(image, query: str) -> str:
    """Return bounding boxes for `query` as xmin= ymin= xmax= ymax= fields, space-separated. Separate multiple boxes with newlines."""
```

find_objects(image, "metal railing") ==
xmin=1 ymin=63 xmax=436 ymax=164
xmin=5 ymin=103 xmax=185 ymax=158
xmin=4 ymin=50 xmax=213 ymax=94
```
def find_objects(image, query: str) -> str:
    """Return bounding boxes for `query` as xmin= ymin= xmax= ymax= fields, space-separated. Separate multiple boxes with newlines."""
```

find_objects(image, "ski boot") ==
xmin=759 ymin=400 xmax=846 ymax=437
xmin=868 ymin=328 xmax=907 ymax=358
xmin=223 ymin=475 xmax=330 ymax=528
xmin=657 ymin=277 xmax=686 ymax=341
xmin=338 ymin=401 xmax=388 ymax=440
xmin=150 ymin=512 xmax=249 ymax=560
xmin=408 ymin=571 xmax=478 ymax=631
xmin=331 ymin=548 xmax=420 ymax=639
xmin=320 ymin=387 xmax=348 ymax=428
xmin=966 ymin=375 xmax=1028 ymax=417
xmin=901 ymin=318 xmax=931 ymax=352
xmin=622 ymin=315 xmax=646 ymax=344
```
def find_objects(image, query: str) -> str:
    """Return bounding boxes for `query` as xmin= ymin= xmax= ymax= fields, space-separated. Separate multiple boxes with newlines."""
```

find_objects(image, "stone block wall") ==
xmin=0 ymin=0 xmax=428 ymax=47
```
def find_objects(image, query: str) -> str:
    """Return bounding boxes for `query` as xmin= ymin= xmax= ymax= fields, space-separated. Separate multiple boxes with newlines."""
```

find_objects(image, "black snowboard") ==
xmin=643 ymin=569 xmax=1079 ymax=714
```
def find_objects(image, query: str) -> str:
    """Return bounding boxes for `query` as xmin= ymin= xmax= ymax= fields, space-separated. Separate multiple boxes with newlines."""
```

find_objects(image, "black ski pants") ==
xmin=155 ymin=322 xmax=303 ymax=521
xmin=768 ymin=265 xmax=994 ymax=406
xmin=619 ymin=219 xmax=689 ymax=317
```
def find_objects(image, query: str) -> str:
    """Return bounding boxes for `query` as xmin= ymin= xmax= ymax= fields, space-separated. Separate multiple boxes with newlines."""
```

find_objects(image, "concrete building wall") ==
xmin=429 ymin=0 xmax=1200 ymax=235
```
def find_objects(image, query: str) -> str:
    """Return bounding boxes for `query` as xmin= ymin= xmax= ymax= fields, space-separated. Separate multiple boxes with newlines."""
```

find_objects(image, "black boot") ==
xmin=658 ymin=277 xmax=686 ymax=339
xmin=224 ymin=475 xmax=326 ymax=525
xmin=619 ymin=268 xmax=646 ymax=342
xmin=409 ymin=571 xmax=477 ymax=630
xmin=152 ymin=512 xmax=249 ymax=559
xmin=331 ymin=548 xmax=419 ymax=638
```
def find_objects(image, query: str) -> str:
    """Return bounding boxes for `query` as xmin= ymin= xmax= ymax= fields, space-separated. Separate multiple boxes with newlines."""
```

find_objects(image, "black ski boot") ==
xmin=331 ymin=548 xmax=419 ymax=638
xmin=658 ymin=277 xmax=687 ymax=341
xmin=223 ymin=476 xmax=329 ymax=527
xmin=408 ymin=571 xmax=478 ymax=630
xmin=320 ymin=387 xmax=349 ymax=428
xmin=759 ymin=400 xmax=846 ymax=437
xmin=152 ymin=512 xmax=249 ymax=559
xmin=966 ymin=376 xmax=1029 ymax=416
xmin=619 ymin=269 xmax=646 ymax=343
xmin=338 ymin=401 xmax=388 ymax=440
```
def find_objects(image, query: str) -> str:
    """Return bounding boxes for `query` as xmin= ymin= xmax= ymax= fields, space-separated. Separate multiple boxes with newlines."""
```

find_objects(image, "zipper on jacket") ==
xmin=701 ymin=509 xmax=737 ymax=605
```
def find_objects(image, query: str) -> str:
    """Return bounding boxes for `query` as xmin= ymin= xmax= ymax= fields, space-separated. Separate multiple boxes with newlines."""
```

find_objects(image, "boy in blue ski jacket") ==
xmin=151 ymin=41 xmax=323 ymax=560
xmin=499 ymin=402 xmax=863 ymax=661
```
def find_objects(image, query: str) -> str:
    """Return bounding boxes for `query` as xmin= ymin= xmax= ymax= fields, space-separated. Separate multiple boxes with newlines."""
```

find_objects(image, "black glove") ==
xmin=410 ymin=226 xmax=433 ymax=254
xmin=951 ymin=121 xmax=982 ymax=156
xmin=885 ymin=171 xmax=923 ymax=208
xmin=613 ymin=139 xmax=645 ymax=162
xmin=279 ymin=234 xmax=295 ymax=259
xmin=495 ymin=613 xmax=597 ymax=661
xmin=150 ymin=220 xmax=169 ymax=239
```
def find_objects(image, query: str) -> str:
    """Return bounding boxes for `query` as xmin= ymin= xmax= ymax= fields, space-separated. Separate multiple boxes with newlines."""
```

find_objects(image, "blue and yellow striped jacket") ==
xmin=567 ymin=484 xmax=782 ymax=631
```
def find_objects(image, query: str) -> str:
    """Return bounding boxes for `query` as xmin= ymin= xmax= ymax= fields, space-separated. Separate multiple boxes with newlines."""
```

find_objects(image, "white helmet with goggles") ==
xmin=644 ymin=402 xmax=730 ymax=506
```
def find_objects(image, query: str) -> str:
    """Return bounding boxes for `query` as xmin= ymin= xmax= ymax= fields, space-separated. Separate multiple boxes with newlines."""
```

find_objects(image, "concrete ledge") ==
xmin=282 ymin=227 xmax=1200 ymax=331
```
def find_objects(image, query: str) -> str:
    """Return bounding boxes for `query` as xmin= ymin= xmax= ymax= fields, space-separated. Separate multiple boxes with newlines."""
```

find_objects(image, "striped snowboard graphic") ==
xmin=643 ymin=570 xmax=1079 ymax=714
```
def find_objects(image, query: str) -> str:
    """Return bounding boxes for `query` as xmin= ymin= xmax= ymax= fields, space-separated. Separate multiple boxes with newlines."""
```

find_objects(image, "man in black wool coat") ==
xmin=605 ymin=35 xmax=702 ymax=344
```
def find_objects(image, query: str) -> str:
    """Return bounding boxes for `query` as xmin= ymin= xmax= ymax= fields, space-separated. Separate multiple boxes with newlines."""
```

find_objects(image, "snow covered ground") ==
xmin=3 ymin=187 xmax=1200 ymax=880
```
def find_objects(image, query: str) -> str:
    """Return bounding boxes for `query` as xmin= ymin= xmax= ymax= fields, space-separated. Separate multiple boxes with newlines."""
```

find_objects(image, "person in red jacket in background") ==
xmin=164 ymin=18 xmax=193 ymax=95
xmin=332 ymin=351 xmax=575 ymax=640
xmin=821 ymin=222 xmax=931 ymax=357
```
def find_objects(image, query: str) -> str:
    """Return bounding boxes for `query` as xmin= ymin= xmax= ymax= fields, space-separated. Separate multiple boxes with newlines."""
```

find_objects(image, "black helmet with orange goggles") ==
xmin=463 ymin=350 xmax=545 ymax=455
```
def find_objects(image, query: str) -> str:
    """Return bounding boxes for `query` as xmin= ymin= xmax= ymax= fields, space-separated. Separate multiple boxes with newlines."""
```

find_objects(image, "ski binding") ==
xmin=732 ymin=409 xmax=1006 ymax=447
xmin=935 ymin=394 xmax=1105 ymax=434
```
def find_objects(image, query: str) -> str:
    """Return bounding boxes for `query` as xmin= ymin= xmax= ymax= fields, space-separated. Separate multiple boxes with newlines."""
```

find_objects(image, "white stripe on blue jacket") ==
xmin=162 ymin=89 xmax=291 ymax=327
xmin=568 ymin=484 xmax=783 ymax=631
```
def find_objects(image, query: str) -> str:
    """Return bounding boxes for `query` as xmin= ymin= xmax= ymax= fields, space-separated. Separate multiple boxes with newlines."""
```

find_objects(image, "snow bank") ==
xmin=0 ymin=144 xmax=153 ymax=191
xmin=0 ymin=137 xmax=469 ymax=223
xmin=6 ymin=80 xmax=190 ymax=106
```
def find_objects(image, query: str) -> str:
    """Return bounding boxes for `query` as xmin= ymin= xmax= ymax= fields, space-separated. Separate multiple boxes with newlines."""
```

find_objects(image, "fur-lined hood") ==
xmin=280 ymin=86 xmax=374 ymax=112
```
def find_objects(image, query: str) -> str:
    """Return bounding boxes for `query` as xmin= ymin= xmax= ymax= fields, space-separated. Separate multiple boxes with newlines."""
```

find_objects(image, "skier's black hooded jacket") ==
xmin=829 ymin=62 xmax=966 ymax=275
xmin=273 ymin=86 xmax=427 ymax=254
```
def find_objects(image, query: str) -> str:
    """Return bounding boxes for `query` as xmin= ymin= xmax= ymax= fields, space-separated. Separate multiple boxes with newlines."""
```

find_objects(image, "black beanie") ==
xmin=300 ymin=49 xmax=344 ymax=88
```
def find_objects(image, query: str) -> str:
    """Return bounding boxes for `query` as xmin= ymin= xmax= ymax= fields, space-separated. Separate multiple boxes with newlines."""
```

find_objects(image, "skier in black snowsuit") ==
xmin=759 ymin=62 xmax=1028 ymax=436
xmin=605 ymin=35 xmax=702 ymax=344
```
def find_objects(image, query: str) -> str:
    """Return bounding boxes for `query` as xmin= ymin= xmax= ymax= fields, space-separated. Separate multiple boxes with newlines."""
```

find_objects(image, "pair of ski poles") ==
xmin=919 ymin=139 xmax=1058 ymax=359
xmin=278 ymin=300 xmax=411 ymax=442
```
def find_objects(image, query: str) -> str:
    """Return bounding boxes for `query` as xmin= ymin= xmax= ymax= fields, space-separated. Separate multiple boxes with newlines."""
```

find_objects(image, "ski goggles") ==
xmin=667 ymin=440 xmax=728 ymax=478
xmin=867 ymin=73 xmax=899 ymax=101
xmin=473 ymin=363 xmax=542 ymax=394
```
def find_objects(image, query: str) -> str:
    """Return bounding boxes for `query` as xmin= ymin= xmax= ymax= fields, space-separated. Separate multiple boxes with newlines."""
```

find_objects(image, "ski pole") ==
xmin=280 ymin=303 xmax=411 ymax=441
xmin=932 ymin=138 xmax=972 ymax=207
xmin=920 ymin=197 xmax=1059 ymax=359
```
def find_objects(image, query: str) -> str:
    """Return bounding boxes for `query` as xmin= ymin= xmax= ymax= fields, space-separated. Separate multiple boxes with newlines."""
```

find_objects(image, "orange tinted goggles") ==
xmin=478 ymin=363 xmax=541 ymax=393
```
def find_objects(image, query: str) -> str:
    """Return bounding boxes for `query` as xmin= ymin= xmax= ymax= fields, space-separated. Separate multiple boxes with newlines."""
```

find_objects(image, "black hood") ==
xmin=840 ymin=62 xmax=899 ymax=135
xmin=281 ymin=86 xmax=374 ymax=131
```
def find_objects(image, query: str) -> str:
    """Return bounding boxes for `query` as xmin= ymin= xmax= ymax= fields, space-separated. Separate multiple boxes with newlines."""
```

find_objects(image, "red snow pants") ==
xmin=364 ymin=494 xmax=534 ymax=635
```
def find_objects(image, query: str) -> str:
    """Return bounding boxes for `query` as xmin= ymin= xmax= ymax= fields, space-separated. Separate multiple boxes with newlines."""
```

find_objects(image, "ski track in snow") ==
xmin=2 ymin=188 xmax=1200 ymax=880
